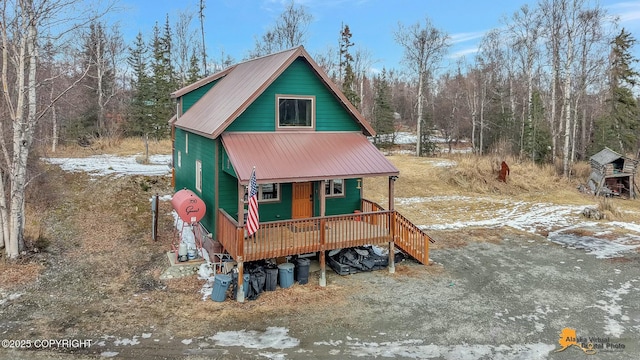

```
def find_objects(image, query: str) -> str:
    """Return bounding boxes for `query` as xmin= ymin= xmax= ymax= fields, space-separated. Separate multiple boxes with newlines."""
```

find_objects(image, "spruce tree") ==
xmin=126 ymin=32 xmax=154 ymax=137
xmin=522 ymin=91 xmax=552 ymax=162
xmin=149 ymin=16 xmax=177 ymax=139
xmin=339 ymin=24 xmax=360 ymax=107
xmin=591 ymin=29 xmax=639 ymax=154
xmin=75 ymin=22 xmax=116 ymax=138
xmin=187 ymin=48 xmax=201 ymax=84
xmin=372 ymin=68 xmax=395 ymax=144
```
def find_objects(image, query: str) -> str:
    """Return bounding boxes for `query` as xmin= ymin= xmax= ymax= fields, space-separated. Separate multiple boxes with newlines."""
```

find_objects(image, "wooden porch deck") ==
xmin=216 ymin=199 xmax=433 ymax=264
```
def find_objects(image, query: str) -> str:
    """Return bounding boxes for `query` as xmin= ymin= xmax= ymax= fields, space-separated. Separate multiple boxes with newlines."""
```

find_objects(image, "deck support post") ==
xmin=236 ymin=257 xmax=245 ymax=303
xmin=319 ymin=180 xmax=327 ymax=287
xmin=388 ymin=176 xmax=397 ymax=274
xmin=236 ymin=183 xmax=246 ymax=302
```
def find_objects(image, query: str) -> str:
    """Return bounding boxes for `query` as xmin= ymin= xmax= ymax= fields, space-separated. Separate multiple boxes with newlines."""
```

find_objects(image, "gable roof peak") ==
xmin=171 ymin=47 xmax=304 ymax=99
xmin=172 ymin=45 xmax=375 ymax=138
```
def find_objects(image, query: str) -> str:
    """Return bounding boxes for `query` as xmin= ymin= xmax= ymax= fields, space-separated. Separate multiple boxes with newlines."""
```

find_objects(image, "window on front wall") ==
xmin=244 ymin=183 xmax=280 ymax=202
xmin=185 ymin=133 xmax=189 ymax=154
xmin=177 ymin=151 xmax=182 ymax=168
xmin=277 ymin=96 xmax=314 ymax=128
xmin=195 ymin=160 xmax=202 ymax=192
xmin=325 ymin=179 xmax=344 ymax=197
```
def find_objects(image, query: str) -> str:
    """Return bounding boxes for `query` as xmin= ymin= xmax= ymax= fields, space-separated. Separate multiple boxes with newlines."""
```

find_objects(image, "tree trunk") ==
xmin=562 ymin=64 xmax=572 ymax=177
xmin=96 ymin=29 xmax=105 ymax=133
xmin=0 ymin=170 xmax=7 ymax=250
xmin=51 ymin=77 xmax=58 ymax=152
xmin=416 ymin=70 xmax=424 ymax=157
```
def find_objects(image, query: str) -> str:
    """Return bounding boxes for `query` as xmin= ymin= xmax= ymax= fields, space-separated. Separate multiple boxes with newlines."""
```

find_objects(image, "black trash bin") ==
xmin=264 ymin=266 xmax=278 ymax=291
xmin=296 ymin=257 xmax=310 ymax=285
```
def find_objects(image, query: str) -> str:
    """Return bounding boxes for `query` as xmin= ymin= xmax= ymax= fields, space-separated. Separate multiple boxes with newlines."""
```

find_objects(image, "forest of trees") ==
xmin=0 ymin=0 xmax=639 ymax=257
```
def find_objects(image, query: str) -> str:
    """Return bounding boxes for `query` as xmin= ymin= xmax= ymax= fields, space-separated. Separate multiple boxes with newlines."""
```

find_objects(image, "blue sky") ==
xmin=116 ymin=0 xmax=640 ymax=72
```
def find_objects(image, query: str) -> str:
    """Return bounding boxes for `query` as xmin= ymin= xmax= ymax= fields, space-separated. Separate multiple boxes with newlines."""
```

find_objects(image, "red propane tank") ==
xmin=171 ymin=189 xmax=206 ymax=224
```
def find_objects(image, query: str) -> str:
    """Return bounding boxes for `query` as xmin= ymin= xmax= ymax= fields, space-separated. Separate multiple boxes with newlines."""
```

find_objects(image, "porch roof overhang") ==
xmin=221 ymin=132 xmax=399 ymax=184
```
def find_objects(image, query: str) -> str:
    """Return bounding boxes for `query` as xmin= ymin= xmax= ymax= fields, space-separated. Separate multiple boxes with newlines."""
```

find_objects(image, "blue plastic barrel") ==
xmin=211 ymin=274 xmax=231 ymax=302
xmin=278 ymin=263 xmax=295 ymax=288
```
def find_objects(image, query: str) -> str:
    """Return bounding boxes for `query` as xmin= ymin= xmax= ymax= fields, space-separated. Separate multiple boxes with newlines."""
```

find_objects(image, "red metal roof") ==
xmin=171 ymin=46 xmax=375 ymax=138
xmin=221 ymin=132 xmax=399 ymax=184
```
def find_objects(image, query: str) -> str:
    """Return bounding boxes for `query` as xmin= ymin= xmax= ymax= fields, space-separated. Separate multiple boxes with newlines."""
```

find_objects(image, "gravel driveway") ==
xmin=4 ymin=231 xmax=638 ymax=360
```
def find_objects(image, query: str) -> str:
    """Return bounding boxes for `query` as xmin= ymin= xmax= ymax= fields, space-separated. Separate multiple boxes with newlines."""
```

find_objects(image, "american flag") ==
xmin=246 ymin=167 xmax=259 ymax=236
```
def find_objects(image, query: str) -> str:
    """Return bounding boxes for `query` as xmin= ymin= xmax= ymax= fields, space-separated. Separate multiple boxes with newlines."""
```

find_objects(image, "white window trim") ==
xmin=244 ymin=183 xmax=281 ymax=203
xmin=276 ymin=95 xmax=315 ymax=130
xmin=325 ymin=179 xmax=345 ymax=198
xmin=195 ymin=160 xmax=202 ymax=192
xmin=185 ymin=133 xmax=189 ymax=154
xmin=177 ymin=151 xmax=182 ymax=168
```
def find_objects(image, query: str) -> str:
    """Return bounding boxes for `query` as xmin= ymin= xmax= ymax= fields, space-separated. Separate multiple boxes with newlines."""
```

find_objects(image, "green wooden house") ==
xmin=170 ymin=46 xmax=432 ymax=301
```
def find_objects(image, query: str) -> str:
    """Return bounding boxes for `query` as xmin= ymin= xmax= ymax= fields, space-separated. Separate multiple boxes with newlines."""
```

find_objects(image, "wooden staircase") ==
xmin=392 ymin=211 xmax=435 ymax=265
xmin=362 ymin=199 xmax=434 ymax=265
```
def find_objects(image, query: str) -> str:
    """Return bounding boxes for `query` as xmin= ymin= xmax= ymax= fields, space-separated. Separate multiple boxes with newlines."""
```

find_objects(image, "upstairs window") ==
xmin=277 ymin=96 xmax=314 ymax=128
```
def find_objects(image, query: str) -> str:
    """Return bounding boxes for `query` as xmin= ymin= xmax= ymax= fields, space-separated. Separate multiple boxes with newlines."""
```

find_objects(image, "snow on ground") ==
xmin=210 ymin=327 xmax=300 ymax=350
xmin=42 ymin=154 xmax=172 ymax=177
xmin=405 ymin=194 xmax=640 ymax=258
xmin=372 ymin=132 xmax=473 ymax=154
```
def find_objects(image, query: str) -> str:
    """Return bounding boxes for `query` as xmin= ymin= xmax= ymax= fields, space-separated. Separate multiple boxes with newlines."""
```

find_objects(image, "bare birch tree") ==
xmin=508 ymin=5 xmax=543 ymax=160
xmin=1 ymin=0 xmax=110 ymax=258
xmin=249 ymin=0 xmax=312 ymax=58
xmin=394 ymin=17 xmax=450 ymax=156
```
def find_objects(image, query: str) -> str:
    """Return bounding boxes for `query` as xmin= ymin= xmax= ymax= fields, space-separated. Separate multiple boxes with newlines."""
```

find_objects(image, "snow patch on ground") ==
xmin=589 ymin=282 xmax=636 ymax=337
xmin=0 ymin=292 xmax=23 ymax=306
xmin=314 ymin=337 xmax=555 ymax=359
xmin=405 ymin=195 xmax=640 ymax=259
xmin=210 ymin=327 xmax=300 ymax=350
xmin=43 ymin=154 xmax=171 ymax=177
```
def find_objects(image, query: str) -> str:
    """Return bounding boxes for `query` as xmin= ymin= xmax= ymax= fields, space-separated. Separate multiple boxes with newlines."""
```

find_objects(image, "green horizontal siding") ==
xmin=314 ymin=179 xmax=361 ymax=216
xmin=181 ymin=80 xmax=218 ymax=113
xmin=226 ymin=58 xmax=360 ymax=132
xmin=173 ymin=128 xmax=217 ymax=232
xmin=217 ymin=180 xmax=293 ymax=223
xmin=217 ymin=171 xmax=239 ymax=224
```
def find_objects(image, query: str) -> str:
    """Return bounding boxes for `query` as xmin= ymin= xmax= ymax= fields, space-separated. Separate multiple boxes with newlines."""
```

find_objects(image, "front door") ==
xmin=292 ymin=182 xmax=313 ymax=219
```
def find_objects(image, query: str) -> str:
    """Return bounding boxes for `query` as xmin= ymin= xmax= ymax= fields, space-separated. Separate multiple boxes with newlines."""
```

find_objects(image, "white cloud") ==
xmin=451 ymin=46 xmax=479 ymax=59
xmin=450 ymin=30 xmax=486 ymax=44
xmin=606 ymin=1 xmax=640 ymax=25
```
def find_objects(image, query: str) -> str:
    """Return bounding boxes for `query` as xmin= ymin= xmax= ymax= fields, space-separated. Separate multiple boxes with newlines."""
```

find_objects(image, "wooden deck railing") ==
xmin=394 ymin=211 xmax=435 ymax=264
xmin=362 ymin=198 xmax=435 ymax=265
xmin=217 ymin=209 xmax=241 ymax=260
xmin=215 ymin=199 xmax=434 ymax=265
xmin=361 ymin=198 xmax=385 ymax=212
xmin=217 ymin=208 xmax=394 ymax=262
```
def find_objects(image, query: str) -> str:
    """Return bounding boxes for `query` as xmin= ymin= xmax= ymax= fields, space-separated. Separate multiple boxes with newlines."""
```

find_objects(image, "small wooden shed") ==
xmin=587 ymin=147 xmax=639 ymax=198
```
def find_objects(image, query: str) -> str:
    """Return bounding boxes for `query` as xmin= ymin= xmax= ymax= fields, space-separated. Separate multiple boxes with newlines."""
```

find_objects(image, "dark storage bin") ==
xmin=296 ymin=258 xmax=310 ymax=285
xmin=265 ymin=267 xmax=278 ymax=291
